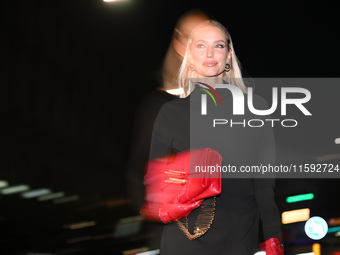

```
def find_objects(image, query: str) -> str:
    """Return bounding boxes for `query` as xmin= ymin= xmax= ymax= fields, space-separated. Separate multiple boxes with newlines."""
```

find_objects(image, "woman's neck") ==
xmin=191 ymin=77 xmax=225 ymax=88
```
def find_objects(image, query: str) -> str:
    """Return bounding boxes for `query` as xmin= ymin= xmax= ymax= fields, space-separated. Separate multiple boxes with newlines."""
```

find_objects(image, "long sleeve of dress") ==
xmin=255 ymin=184 xmax=282 ymax=242
xmin=125 ymin=90 xmax=175 ymax=213
xmin=253 ymin=107 xmax=282 ymax=242
xmin=149 ymin=107 xmax=174 ymax=160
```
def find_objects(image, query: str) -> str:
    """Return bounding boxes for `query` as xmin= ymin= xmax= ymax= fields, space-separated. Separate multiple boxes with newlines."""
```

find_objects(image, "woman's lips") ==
xmin=202 ymin=61 xmax=217 ymax=67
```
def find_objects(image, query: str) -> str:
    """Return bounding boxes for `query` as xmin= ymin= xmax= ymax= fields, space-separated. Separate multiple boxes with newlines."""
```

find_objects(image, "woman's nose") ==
xmin=206 ymin=46 xmax=214 ymax=57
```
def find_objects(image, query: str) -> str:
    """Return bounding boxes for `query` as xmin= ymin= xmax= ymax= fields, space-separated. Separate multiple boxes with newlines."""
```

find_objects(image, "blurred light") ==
xmin=0 ymin=185 xmax=29 ymax=195
xmin=282 ymin=208 xmax=310 ymax=224
xmin=0 ymin=180 xmax=9 ymax=189
xmin=99 ymin=198 xmax=130 ymax=207
xmin=335 ymin=138 xmax=340 ymax=144
xmin=316 ymin=153 xmax=340 ymax=162
xmin=53 ymin=195 xmax=79 ymax=204
xmin=136 ymin=249 xmax=160 ymax=255
xmin=119 ymin=215 xmax=144 ymax=223
xmin=115 ymin=215 xmax=144 ymax=237
xmin=21 ymin=188 xmax=51 ymax=198
xmin=335 ymin=231 xmax=340 ymax=237
xmin=166 ymin=88 xmax=184 ymax=95
xmin=286 ymin=193 xmax=314 ymax=203
xmin=312 ymin=243 xmax=321 ymax=255
xmin=328 ymin=226 xmax=340 ymax=233
xmin=67 ymin=235 xmax=92 ymax=244
xmin=329 ymin=217 xmax=340 ymax=226
xmin=38 ymin=192 xmax=65 ymax=201
xmin=305 ymin=217 xmax=328 ymax=240
xmin=122 ymin=248 xmax=149 ymax=255
xmin=64 ymin=221 xmax=96 ymax=230
xmin=103 ymin=0 xmax=126 ymax=2
xmin=253 ymin=252 xmax=266 ymax=255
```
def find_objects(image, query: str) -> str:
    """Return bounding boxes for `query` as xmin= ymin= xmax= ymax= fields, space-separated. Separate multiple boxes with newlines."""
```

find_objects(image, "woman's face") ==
xmin=188 ymin=24 xmax=231 ymax=78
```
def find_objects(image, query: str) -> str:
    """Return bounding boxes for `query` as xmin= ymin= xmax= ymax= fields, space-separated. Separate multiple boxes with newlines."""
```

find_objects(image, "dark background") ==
xmin=0 ymin=0 xmax=339 ymax=254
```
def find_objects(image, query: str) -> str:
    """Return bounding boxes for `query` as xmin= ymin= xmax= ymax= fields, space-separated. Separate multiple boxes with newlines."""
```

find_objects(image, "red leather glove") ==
xmin=159 ymin=199 xmax=203 ymax=223
xmin=140 ymin=199 xmax=203 ymax=223
xmin=260 ymin=238 xmax=284 ymax=255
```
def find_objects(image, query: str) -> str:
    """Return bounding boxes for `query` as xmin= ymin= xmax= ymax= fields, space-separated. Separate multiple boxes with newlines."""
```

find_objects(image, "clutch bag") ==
xmin=141 ymin=148 xmax=222 ymax=225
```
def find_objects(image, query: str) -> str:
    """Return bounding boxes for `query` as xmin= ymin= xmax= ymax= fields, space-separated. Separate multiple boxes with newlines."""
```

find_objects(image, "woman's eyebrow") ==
xmin=194 ymin=39 xmax=227 ymax=43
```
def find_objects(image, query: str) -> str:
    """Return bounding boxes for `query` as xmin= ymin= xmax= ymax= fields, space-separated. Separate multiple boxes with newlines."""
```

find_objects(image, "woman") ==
xmin=126 ymin=10 xmax=210 ymax=250
xmin=148 ymin=20 xmax=283 ymax=255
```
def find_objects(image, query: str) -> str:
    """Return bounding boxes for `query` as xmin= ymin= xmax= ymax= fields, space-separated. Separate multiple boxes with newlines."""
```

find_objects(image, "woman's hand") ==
xmin=260 ymin=238 xmax=284 ymax=255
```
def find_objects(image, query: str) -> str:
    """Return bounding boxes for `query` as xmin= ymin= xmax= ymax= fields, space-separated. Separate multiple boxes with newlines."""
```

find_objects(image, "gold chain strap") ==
xmin=176 ymin=196 xmax=217 ymax=240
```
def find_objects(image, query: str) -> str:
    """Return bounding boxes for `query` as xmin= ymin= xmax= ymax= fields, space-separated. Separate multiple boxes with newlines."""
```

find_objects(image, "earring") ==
xmin=225 ymin=63 xmax=231 ymax=72
xmin=189 ymin=64 xmax=195 ymax=71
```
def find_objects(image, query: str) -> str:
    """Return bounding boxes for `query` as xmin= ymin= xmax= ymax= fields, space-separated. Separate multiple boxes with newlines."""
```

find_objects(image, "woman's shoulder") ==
xmin=154 ymin=97 xmax=190 ymax=126
xmin=158 ymin=97 xmax=189 ymax=113
xmin=248 ymin=92 xmax=271 ymax=109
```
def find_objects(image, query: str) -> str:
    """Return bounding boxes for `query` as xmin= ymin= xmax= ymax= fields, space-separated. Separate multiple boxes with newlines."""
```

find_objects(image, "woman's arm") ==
xmin=254 ymin=181 xmax=282 ymax=242
xmin=254 ymin=99 xmax=283 ymax=253
xmin=149 ymin=106 xmax=174 ymax=160
xmin=256 ymin=184 xmax=284 ymax=255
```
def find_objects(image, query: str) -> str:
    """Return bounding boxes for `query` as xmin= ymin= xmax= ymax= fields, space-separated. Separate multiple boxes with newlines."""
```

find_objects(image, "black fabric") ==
xmin=126 ymin=89 xmax=176 ymax=213
xmin=149 ymin=85 xmax=282 ymax=255
xmin=126 ymin=89 xmax=177 ymax=249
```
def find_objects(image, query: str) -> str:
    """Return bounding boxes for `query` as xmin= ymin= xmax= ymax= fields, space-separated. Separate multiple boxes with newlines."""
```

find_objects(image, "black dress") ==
xmin=149 ymin=85 xmax=282 ymax=255
xmin=126 ymin=89 xmax=176 ymax=249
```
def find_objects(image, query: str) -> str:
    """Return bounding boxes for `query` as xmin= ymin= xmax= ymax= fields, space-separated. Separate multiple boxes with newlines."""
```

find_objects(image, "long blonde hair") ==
xmin=178 ymin=20 xmax=246 ymax=97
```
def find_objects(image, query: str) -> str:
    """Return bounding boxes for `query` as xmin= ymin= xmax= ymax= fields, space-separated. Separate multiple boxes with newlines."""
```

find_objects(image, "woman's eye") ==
xmin=197 ymin=44 xmax=205 ymax=48
xmin=216 ymin=44 xmax=225 ymax=48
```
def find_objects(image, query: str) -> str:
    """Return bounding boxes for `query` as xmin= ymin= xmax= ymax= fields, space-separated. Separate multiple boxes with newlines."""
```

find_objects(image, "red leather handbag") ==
xmin=141 ymin=148 xmax=222 ymax=224
xmin=260 ymin=238 xmax=284 ymax=255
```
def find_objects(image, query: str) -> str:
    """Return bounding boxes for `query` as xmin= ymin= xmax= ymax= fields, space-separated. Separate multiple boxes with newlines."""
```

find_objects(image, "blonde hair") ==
xmin=178 ymin=20 xmax=246 ymax=97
